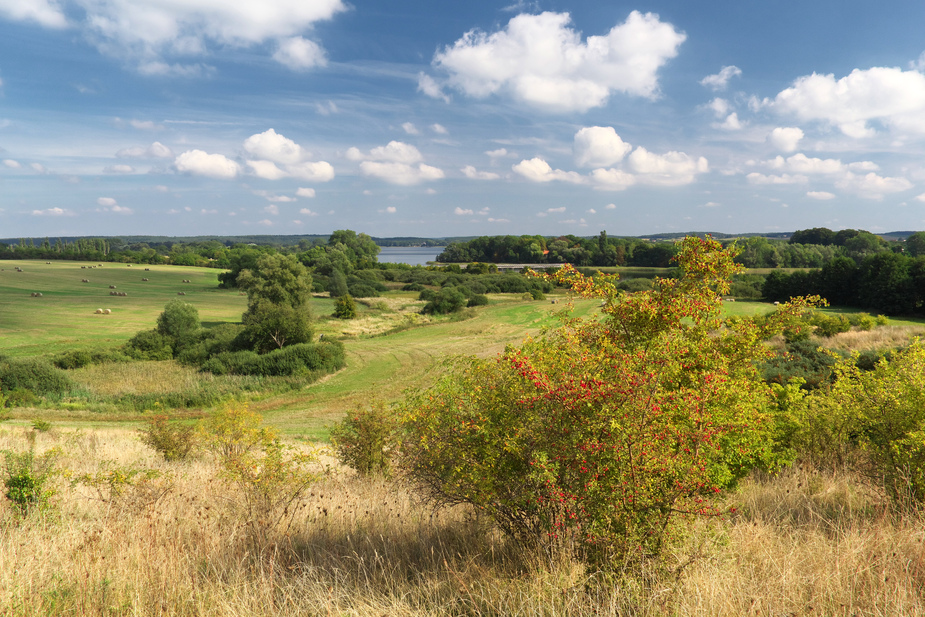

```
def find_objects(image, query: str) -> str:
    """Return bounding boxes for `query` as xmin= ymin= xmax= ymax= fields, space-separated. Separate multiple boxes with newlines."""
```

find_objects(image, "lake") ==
xmin=378 ymin=246 xmax=445 ymax=266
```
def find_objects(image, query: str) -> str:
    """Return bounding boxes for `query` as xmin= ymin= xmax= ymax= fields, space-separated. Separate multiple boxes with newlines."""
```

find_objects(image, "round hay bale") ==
xmin=144 ymin=268 xmax=150 ymax=271
xmin=142 ymin=278 xmax=149 ymax=281
xmin=127 ymin=264 xmax=132 ymax=267
xmin=104 ymin=309 xmax=111 ymax=314
xmin=109 ymin=285 xmax=116 ymax=289
xmin=95 ymin=308 xmax=103 ymax=314
xmin=177 ymin=291 xmax=186 ymax=296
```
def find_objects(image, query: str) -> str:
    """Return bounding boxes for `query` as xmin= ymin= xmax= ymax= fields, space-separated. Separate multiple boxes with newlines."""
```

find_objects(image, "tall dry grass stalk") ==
xmin=1 ymin=427 xmax=923 ymax=615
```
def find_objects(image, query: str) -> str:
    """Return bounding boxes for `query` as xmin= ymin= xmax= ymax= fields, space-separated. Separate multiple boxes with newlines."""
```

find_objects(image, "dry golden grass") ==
xmin=1 ymin=427 xmax=924 ymax=616
xmin=817 ymin=325 xmax=925 ymax=353
xmin=71 ymin=360 xmax=204 ymax=397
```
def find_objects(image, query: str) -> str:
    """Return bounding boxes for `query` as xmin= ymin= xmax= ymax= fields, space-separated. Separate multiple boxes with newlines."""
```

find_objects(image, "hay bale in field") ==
xmin=81 ymin=279 xmax=89 ymax=283
xmin=104 ymin=309 xmax=111 ymax=314
xmin=142 ymin=277 xmax=149 ymax=281
xmin=127 ymin=264 xmax=132 ymax=267
xmin=120 ymin=292 xmax=127 ymax=296
xmin=109 ymin=285 xmax=116 ymax=289
xmin=45 ymin=262 xmax=50 ymax=264
xmin=177 ymin=291 xmax=186 ymax=295
xmin=95 ymin=308 xmax=103 ymax=314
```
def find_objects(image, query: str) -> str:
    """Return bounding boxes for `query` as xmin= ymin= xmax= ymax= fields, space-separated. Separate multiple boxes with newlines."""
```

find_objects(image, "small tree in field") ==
xmin=399 ymin=237 xmax=816 ymax=569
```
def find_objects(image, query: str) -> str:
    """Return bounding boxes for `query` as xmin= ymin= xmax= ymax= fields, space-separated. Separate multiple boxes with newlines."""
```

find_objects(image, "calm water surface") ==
xmin=378 ymin=246 xmax=444 ymax=266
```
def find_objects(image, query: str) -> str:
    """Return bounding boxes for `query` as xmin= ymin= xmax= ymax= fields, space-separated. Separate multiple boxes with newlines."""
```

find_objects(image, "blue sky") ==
xmin=3 ymin=0 xmax=925 ymax=239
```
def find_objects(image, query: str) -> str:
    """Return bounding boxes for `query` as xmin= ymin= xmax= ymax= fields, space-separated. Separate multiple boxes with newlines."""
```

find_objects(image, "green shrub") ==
xmin=528 ymin=288 xmax=546 ymax=300
xmin=156 ymin=299 xmax=202 ymax=352
xmin=761 ymin=341 xmax=842 ymax=390
xmin=810 ymin=312 xmax=851 ymax=337
xmin=330 ymin=402 xmax=397 ymax=477
xmin=31 ymin=419 xmax=51 ymax=432
xmin=347 ymin=283 xmax=380 ymax=298
xmin=402 ymin=282 xmax=425 ymax=292
xmin=422 ymin=287 xmax=467 ymax=315
xmin=0 ymin=358 xmax=73 ymax=398
xmin=4 ymin=388 xmax=38 ymax=408
xmin=139 ymin=415 xmax=198 ymax=462
xmin=400 ymin=239 xmax=812 ymax=569
xmin=124 ymin=329 xmax=173 ymax=361
xmin=466 ymin=293 xmax=489 ymax=307
xmin=2 ymin=447 xmax=59 ymax=516
xmin=333 ymin=294 xmax=357 ymax=319
xmin=51 ymin=349 xmax=131 ymax=370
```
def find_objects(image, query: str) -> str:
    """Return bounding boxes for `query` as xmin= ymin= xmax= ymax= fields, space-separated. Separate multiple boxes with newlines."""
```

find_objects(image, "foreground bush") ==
xmin=330 ymin=401 xmax=397 ymax=477
xmin=400 ymin=237 xmax=815 ymax=569
xmin=797 ymin=341 xmax=925 ymax=506
xmin=200 ymin=341 xmax=345 ymax=377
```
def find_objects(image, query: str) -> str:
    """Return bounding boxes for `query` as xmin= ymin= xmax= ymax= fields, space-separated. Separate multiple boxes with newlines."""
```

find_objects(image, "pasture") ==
xmin=0 ymin=260 xmax=246 ymax=357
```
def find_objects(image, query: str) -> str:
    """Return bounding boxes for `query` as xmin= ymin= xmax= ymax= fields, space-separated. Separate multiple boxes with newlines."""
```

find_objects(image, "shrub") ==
xmin=796 ymin=341 xmax=925 ymax=507
xmin=760 ymin=340 xmax=842 ymax=390
xmin=347 ymin=283 xmax=380 ymax=298
xmin=330 ymin=402 xmax=397 ymax=477
xmin=202 ymin=402 xmax=317 ymax=552
xmin=0 ymin=358 xmax=73 ymax=398
xmin=2 ymin=447 xmax=60 ymax=516
xmin=51 ymin=349 xmax=131 ymax=369
xmin=400 ymin=238 xmax=816 ymax=569
xmin=5 ymin=388 xmax=38 ymax=408
xmin=402 ymin=282 xmax=425 ymax=292
xmin=139 ymin=415 xmax=198 ymax=462
xmin=466 ymin=293 xmax=489 ymax=307
xmin=333 ymin=293 xmax=357 ymax=319
xmin=156 ymin=299 xmax=201 ymax=352
xmin=242 ymin=301 xmax=313 ymax=354
xmin=124 ymin=329 xmax=173 ymax=361
xmin=422 ymin=287 xmax=467 ymax=315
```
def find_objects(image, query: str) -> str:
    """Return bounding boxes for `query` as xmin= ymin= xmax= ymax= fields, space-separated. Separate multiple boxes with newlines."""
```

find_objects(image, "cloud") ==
xmin=351 ymin=141 xmax=444 ymax=185
xmin=0 ymin=0 xmax=67 ymax=28
xmin=512 ymin=157 xmax=585 ymax=183
xmin=708 ymin=97 xmax=731 ymax=117
xmin=401 ymin=122 xmax=420 ymax=135
xmin=605 ymin=203 xmax=616 ymax=209
xmin=485 ymin=148 xmax=509 ymax=158
xmin=97 ymin=197 xmax=133 ymax=214
xmin=626 ymin=147 xmax=709 ymax=186
xmin=174 ymin=149 xmax=240 ymax=179
xmin=487 ymin=217 xmax=510 ymax=223
xmin=454 ymin=207 xmax=474 ymax=215
xmin=700 ymin=65 xmax=741 ymax=91
xmin=288 ymin=161 xmax=335 ymax=181
xmin=835 ymin=172 xmax=913 ymax=199
xmin=746 ymin=172 xmax=809 ymax=185
xmin=129 ymin=119 xmax=162 ymax=130
xmin=103 ymin=164 xmax=135 ymax=174
xmin=3 ymin=159 xmax=21 ymax=168
xmin=246 ymin=160 xmax=287 ymax=180
xmin=15 ymin=0 xmax=347 ymax=73
xmin=417 ymin=73 xmax=450 ymax=102
xmin=97 ymin=197 xmax=117 ymax=207
xmin=715 ymin=113 xmax=742 ymax=130
xmin=243 ymin=128 xmax=304 ymax=165
xmin=772 ymin=67 xmax=925 ymax=137
xmin=384 ymin=206 xmax=397 ymax=213
xmin=589 ymin=168 xmax=636 ymax=191
xmin=547 ymin=207 xmax=566 ymax=213
xmin=431 ymin=123 xmax=448 ymax=134
xmin=257 ymin=219 xmax=273 ymax=226
xmin=299 ymin=207 xmax=319 ymax=216
xmin=360 ymin=161 xmax=444 ymax=185
xmin=273 ymin=36 xmax=327 ymax=70
xmin=264 ymin=204 xmax=279 ymax=215
xmin=767 ymin=127 xmax=804 ymax=152
xmin=807 ymin=191 xmax=836 ymax=200
xmin=32 ymin=207 xmax=74 ymax=216
xmin=117 ymin=141 xmax=173 ymax=158
xmin=315 ymin=100 xmax=338 ymax=115
xmin=461 ymin=165 xmax=500 ymax=180
xmin=296 ymin=187 xmax=316 ymax=198
xmin=427 ymin=10 xmax=685 ymax=112
xmin=574 ymin=126 xmax=632 ymax=168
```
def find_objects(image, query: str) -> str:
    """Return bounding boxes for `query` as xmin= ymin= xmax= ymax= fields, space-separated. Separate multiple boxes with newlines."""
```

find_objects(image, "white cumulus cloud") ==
xmin=772 ymin=67 xmax=925 ymax=137
xmin=835 ymin=172 xmax=913 ymax=199
xmin=174 ymin=149 xmax=240 ymax=179
xmin=3 ymin=159 xmax=21 ymax=168
xmin=746 ymin=172 xmax=809 ymax=185
xmin=427 ymin=10 xmax=685 ymax=112
xmin=351 ymin=141 xmax=443 ymax=185
xmin=574 ymin=126 xmax=632 ymax=168
xmin=454 ymin=207 xmax=474 ymax=215
xmin=626 ymin=147 xmax=709 ymax=186
xmin=32 ymin=207 xmax=74 ymax=216
xmin=512 ymin=157 xmax=585 ymax=184
xmin=461 ymin=165 xmax=500 ymax=180
xmin=807 ymin=191 xmax=836 ymax=200
xmin=244 ymin=129 xmax=304 ymax=165
xmin=296 ymin=187 xmax=316 ymax=198
xmin=11 ymin=0 xmax=347 ymax=73
xmin=767 ymin=127 xmax=804 ymax=152
xmin=246 ymin=160 xmax=287 ymax=180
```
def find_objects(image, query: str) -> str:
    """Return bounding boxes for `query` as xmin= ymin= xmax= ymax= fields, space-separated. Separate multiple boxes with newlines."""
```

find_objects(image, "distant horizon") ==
xmin=1 ymin=227 xmax=920 ymax=247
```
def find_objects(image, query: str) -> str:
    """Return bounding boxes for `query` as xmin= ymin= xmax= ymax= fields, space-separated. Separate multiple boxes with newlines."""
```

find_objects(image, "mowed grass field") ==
xmin=0 ymin=260 xmax=247 ymax=357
